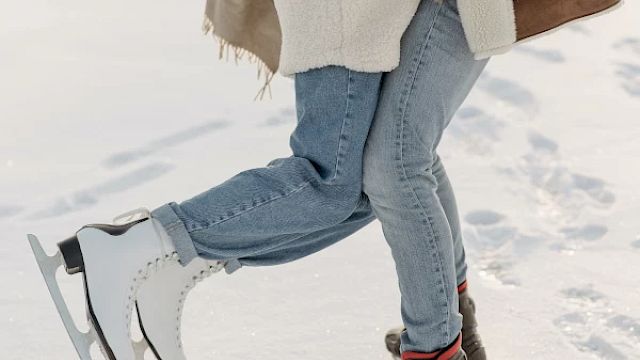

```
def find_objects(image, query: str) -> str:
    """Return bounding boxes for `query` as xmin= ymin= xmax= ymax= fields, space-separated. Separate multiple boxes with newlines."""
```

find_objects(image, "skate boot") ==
xmin=106 ymin=209 xmax=226 ymax=360
xmin=401 ymin=334 xmax=467 ymax=360
xmin=385 ymin=283 xmax=486 ymax=360
xmin=28 ymin=209 xmax=189 ymax=360
xmin=134 ymin=252 xmax=224 ymax=359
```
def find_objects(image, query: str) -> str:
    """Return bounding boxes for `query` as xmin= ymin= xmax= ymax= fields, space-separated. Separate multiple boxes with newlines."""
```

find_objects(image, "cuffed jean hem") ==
xmin=152 ymin=204 xmax=198 ymax=265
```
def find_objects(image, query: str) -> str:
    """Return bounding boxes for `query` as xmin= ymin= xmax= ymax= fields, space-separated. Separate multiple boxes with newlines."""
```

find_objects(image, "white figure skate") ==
xmin=134 ymin=255 xmax=224 ymax=359
xmin=110 ymin=209 xmax=226 ymax=360
xmin=29 ymin=209 xmax=184 ymax=359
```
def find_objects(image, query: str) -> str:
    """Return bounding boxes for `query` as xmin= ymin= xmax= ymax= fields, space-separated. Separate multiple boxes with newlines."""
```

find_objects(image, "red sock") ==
xmin=457 ymin=280 xmax=468 ymax=294
xmin=401 ymin=333 xmax=462 ymax=360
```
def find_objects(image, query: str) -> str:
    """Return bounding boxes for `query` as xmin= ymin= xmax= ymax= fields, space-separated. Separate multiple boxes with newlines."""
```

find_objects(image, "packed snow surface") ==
xmin=1 ymin=0 xmax=639 ymax=359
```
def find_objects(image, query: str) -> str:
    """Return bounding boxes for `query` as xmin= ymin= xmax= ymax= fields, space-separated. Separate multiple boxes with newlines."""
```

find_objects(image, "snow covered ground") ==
xmin=1 ymin=0 xmax=639 ymax=359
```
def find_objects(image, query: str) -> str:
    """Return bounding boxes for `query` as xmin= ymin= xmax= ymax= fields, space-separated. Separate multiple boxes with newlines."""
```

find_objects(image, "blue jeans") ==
xmin=362 ymin=0 xmax=488 ymax=352
xmin=153 ymin=0 xmax=487 ymax=353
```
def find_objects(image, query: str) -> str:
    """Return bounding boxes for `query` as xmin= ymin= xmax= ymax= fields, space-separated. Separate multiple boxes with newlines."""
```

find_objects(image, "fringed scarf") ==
xmin=203 ymin=0 xmax=282 ymax=99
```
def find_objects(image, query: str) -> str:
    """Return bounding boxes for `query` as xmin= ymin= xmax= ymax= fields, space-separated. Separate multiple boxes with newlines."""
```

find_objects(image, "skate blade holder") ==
xmin=113 ymin=208 xmax=150 ymax=226
xmin=28 ymin=234 xmax=149 ymax=359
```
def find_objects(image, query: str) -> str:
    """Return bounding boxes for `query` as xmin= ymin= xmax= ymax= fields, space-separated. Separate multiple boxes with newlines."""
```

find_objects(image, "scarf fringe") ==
xmin=203 ymin=16 xmax=275 ymax=100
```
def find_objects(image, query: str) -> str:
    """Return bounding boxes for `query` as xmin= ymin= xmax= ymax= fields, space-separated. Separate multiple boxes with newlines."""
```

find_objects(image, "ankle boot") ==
xmin=458 ymin=288 xmax=486 ymax=359
xmin=385 ymin=283 xmax=486 ymax=359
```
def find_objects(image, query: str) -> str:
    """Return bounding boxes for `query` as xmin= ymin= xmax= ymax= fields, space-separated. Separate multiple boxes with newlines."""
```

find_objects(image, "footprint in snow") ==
xmin=496 ymin=130 xmax=615 ymax=252
xmin=0 ymin=205 xmax=23 ymax=219
xmin=612 ymin=38 xmax=640 ymax=98
xmin=613 ymin=37 xmax=640 ymax=57
xmin=447 ymin=106 xmax=505 ymax=155
xmin=513 ymin=45 xmax=566 ymax=64
xmin=576 ymin=336 xmax=627 ymax=360
xmin=567 ymin=23 xmax=592 ymax=36
xmin=464 ymin=209 xmax=505 ymax=226
xmin=262 ymin=107 xmax=296 ymax=127
xmin=571 ymin=174 xmax=617 ymax=205
xmin=102 ymin=120 xmax=230 ymax=169
xmin=614 ymin=62 xmax=640 ymax=98
xmin=527 ymin=131 xmax=559 ymax=153
xmin=25 ymin=162 xmax=174 ymax=220
xmin=559 ymin=224 xmax=608 ymax=242
xmin=463 ymin=210 xmax=542 ymax=287
xmin=517 ymin=130 xmax=615 ymax=217
xmin=554 ymin=285 xmax=640 ymax=359
xmin=476 ymin=72 xmax=538 ymax=119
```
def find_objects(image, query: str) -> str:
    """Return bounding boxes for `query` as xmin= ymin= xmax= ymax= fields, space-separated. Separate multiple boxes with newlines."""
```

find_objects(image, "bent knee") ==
xmin=363 ymin=152 xmax=399 ymax=197
xmin=315 ymin=184 xmax=364 ymax=225
xmin=363 ymin=147 xmax=438 ymax=201
xmin=362 ymin=142 xmax=416 ymax=198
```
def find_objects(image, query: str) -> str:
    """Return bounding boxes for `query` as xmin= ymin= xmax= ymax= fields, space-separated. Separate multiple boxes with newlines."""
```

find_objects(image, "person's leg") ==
xmin=238 ymin=194 xmax=375 ymax=266
xmin=237 ymin=157 xmax=468 ymax=287
xmin=386 ymin=155 xmax=488 ymax=359
xmin=152 ymin=66 xmax=383 ymax=267
xmin=362 ymin=0 xmax=488 ymax=355
xmin=432 ymin=154 xmax=467 ymax=288
xmin=236 ymin=155 xmax=469 ymax=283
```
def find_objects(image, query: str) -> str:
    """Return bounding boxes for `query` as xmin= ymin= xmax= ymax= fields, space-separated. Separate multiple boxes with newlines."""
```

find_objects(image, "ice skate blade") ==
xmin=29 ymin=234 xmax=152 ymax=360
xmin=28 ymin=234 xmax=97 ymax=359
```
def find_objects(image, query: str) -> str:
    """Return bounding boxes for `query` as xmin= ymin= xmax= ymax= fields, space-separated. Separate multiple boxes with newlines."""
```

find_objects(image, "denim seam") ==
xmin=331 ymin=69 xmax=354 ymax=184
xmin=187 ymin=180 xmax=313 ymax=232
xmin=395 ymin=1 xmax=452 ymax=349
xmin=192 ymin=231 xmax=304 ymax=261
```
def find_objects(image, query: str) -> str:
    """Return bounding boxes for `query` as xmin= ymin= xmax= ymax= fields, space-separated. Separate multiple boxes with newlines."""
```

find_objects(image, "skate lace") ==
xmin=111 ymin=208 xmax=192 ymax=344
xmin=124 ymin=252 xmax=181 ymax=340
xmin=174 ymin=261 xmax=225 ymax=349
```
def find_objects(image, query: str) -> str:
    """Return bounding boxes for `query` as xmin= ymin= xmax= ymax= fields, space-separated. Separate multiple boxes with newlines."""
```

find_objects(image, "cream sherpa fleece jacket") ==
xmin=273 ymin=0 xmax=623 ymax=76
xmin=273 ymin=0 xmax=422 ymax=76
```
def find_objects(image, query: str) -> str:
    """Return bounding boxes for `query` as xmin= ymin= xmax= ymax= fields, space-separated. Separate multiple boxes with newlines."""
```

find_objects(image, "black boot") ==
xmin=385 ymin=289 xmax=486 ymax=359
xmin=384 ymin=326 xmax=403 ymax=358
xmin=458 ymin=288 xmax=486 ymax=359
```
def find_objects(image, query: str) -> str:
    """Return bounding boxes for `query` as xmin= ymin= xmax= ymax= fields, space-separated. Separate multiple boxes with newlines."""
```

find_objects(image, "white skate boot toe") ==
xmin=30 ymin=215 xmax=179 ymax=360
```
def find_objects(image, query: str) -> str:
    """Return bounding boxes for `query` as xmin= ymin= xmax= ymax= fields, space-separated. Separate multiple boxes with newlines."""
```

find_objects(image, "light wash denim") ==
xmin=153 ymin=66 xmax=384 ymax=271
xmin=361 ymin=0 xmax=488 ymax=353
xmin=152 ymin=0 xmax=487 ymax=354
